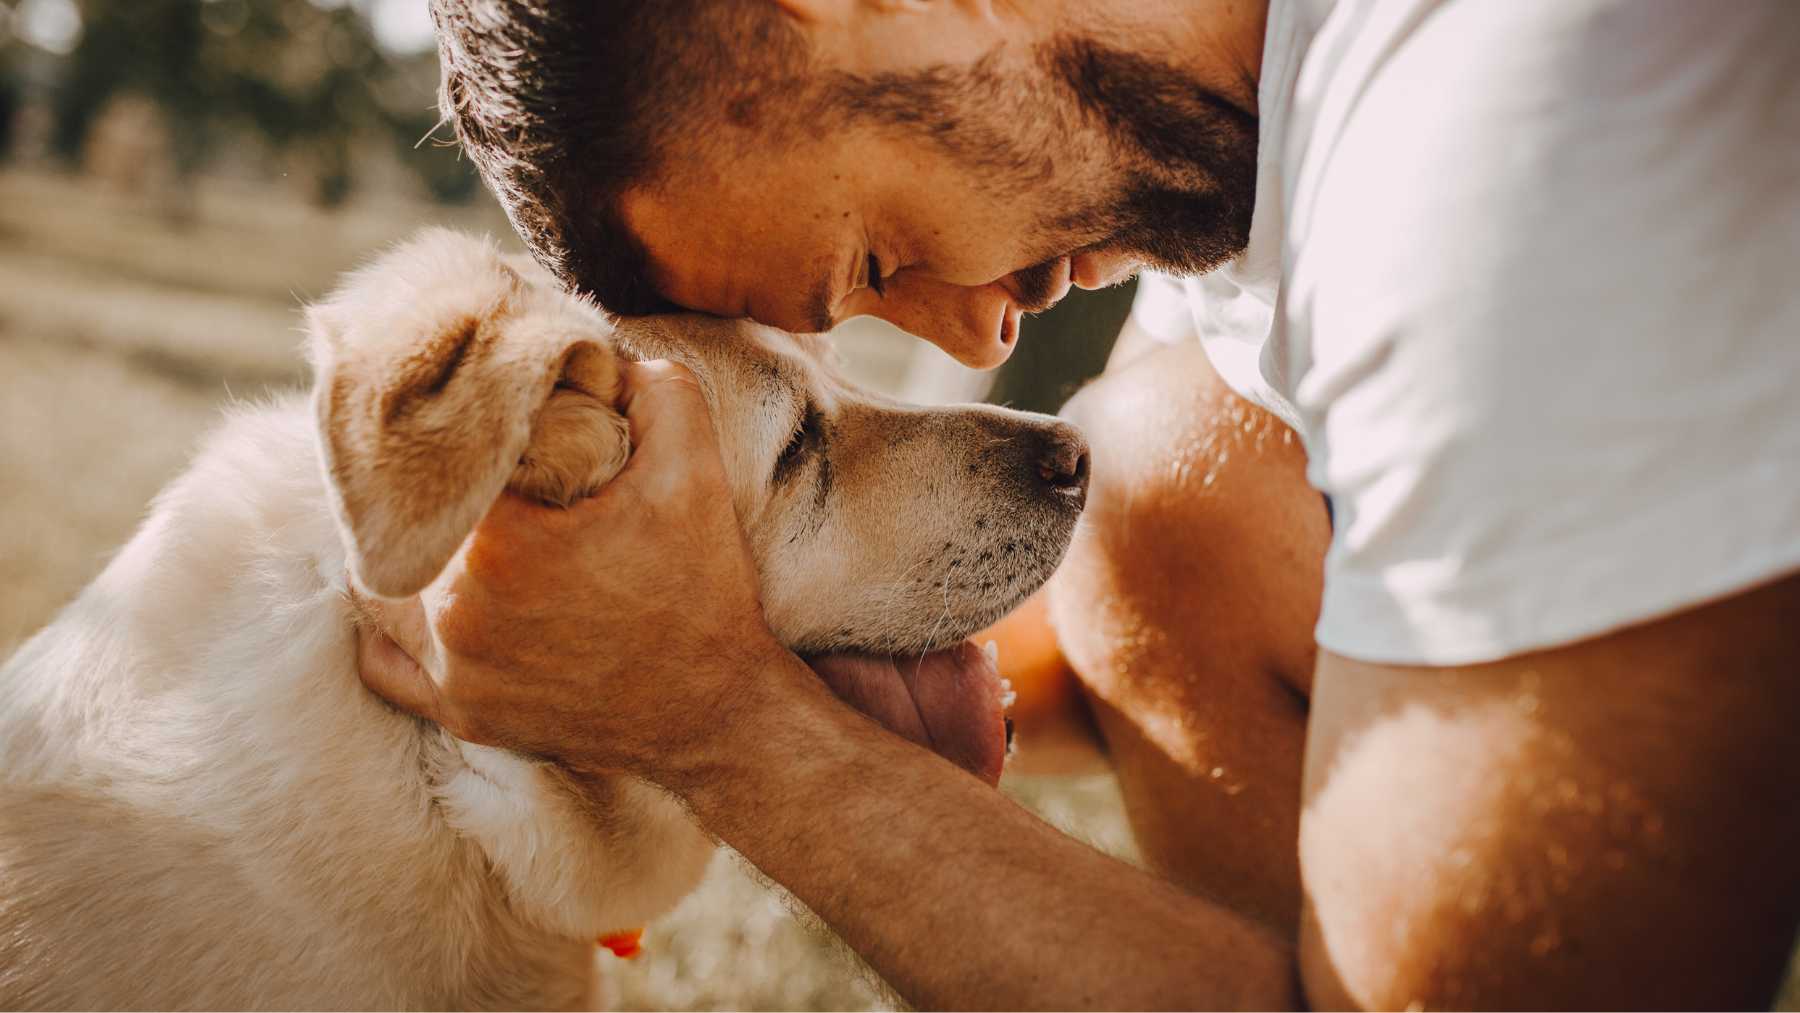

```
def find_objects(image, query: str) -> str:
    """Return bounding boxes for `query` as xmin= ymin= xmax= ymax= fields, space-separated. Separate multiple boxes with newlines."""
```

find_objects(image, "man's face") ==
xmin=617 ymin=5 xmax=1263 ymax=368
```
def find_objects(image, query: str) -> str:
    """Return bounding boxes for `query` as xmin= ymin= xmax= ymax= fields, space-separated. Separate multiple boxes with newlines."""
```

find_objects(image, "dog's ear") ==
xmin=308 ymin=229 xmax=631 ymax=599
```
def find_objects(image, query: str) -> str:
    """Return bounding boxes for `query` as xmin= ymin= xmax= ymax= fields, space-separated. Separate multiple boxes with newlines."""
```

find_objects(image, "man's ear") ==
xmin=309 ymin=229 xmax=630 ymax=599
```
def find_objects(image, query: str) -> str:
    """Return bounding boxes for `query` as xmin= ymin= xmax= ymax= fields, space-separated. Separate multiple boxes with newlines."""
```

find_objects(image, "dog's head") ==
xmin=308 ymin=228 xmax=1086 ymax=658
xmin=617 ymin=314 xmax=1087 ymax=654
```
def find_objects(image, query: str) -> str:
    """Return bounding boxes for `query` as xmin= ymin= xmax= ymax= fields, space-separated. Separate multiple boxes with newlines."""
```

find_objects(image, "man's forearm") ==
xmin=660 ymin=650 xmax=1300 ymax=1011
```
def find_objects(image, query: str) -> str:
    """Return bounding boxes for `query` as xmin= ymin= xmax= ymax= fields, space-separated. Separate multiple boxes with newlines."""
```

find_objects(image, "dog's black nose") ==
xmin=1030 ymin=423 xmax=1090 ymax=505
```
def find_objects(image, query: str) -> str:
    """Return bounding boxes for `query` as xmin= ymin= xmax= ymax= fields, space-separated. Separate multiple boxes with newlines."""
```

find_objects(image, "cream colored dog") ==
xmin=0 ymin=229 xmax=1088 ymax=1009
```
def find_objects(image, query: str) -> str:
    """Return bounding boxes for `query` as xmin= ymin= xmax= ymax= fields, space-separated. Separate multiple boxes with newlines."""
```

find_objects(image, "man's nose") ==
xmin=863 ymin=273 xmax=1019 ymax=370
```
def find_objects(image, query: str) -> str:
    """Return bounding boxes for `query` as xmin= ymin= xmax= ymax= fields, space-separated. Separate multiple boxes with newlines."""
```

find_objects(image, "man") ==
xmin=362 ymin=0 xmax=1800 ymax=1006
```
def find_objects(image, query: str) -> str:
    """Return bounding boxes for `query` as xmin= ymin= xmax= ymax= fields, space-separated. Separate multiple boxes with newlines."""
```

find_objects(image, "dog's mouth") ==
xmin=805 ymin=640 xmax=1011 ymax=786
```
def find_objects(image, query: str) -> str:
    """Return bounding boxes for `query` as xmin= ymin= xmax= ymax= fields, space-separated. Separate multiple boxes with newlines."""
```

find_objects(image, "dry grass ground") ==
xmin=2 ymin=169 xmax=1793 ymax=1010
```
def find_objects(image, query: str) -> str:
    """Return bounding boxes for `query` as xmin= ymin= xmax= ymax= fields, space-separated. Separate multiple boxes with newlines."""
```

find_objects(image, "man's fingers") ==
xmin=618 ymin=359 xmax=717 ymax=462
xmin=351 ymin=592 xmax=446 ymax=723
xmin=366 ymin=591 xmax=434 ymax=665
xmin=357 ymin=624 xmax=445 ymax=719
xmin=570 ymin=357 xmax=729 ymax=510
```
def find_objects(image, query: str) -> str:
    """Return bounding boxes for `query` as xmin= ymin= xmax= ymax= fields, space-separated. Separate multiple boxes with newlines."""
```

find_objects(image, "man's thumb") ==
xmin=350 ymin=591 xmax=446 ymax=724
xmin=618 ymin=358 xmax=717 ymax=461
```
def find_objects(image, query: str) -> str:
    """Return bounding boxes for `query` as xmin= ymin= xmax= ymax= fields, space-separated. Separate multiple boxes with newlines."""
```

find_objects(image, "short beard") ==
xmin=823 ymin=33 xmax=1260 ymax=283
xmin=1008 ymin=257 xmax=1067 ymax=312
xmin=1040 ymin=36 xmax=1260 ymax=277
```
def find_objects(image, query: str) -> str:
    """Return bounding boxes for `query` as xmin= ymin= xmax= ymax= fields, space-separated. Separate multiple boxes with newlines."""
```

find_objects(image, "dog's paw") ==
xmin=309 ymin=228 xmax=630 ymax=598
xmin=510 ymin=343 xmax=632 ymax=508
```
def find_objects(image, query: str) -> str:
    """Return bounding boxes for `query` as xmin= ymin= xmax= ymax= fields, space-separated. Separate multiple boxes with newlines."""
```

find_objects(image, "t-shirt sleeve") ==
xmin=1126 ymin=271 xmax=1200 ymax=343
xmin=1287 ymin=0 xmax=1800 ymax=665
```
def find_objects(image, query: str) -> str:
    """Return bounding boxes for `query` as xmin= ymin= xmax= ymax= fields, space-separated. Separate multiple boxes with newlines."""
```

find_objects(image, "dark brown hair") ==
xmin=431 ymin=1 xmax=807 ymax=314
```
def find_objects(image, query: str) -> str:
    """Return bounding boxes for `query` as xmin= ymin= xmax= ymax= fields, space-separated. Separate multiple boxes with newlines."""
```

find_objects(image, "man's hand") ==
xmin=354 ymin=359 xmax=787 ymax=785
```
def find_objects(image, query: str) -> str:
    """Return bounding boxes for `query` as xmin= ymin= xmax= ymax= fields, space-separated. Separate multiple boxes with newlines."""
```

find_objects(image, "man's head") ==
xmin=434 ymin=0 xmax=1266 ymax=367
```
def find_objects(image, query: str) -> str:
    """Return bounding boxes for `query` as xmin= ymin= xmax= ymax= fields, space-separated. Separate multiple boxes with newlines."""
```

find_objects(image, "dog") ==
xmin=0 ymin=229 xmax=1088 ymax=1009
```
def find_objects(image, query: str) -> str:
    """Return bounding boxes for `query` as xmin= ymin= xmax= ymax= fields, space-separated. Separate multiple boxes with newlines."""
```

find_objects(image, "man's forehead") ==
xmin=616 ymin=172 xmax=846 ymax=333
xmin=613 ymin=186 xmax=728 ymax=315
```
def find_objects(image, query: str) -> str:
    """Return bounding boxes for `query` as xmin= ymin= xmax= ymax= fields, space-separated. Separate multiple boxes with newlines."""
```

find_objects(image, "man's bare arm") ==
xmin=665 ymin=648 xmax=1297 ymax=1011
xmin=1299 ymin=573 xmax=1800 ymax=1010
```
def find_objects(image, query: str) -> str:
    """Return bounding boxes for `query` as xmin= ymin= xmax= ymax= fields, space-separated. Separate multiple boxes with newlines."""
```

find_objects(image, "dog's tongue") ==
xmin=807 ymin=642 xmax=1008 ymax=786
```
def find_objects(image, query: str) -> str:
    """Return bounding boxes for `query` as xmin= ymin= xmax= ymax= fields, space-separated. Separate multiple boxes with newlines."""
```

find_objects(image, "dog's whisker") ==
xmin=918 ymin=567 xmax=957 ymax=662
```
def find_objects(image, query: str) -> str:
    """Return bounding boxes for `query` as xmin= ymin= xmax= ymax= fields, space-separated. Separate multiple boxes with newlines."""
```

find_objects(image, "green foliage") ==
xmin=28 ymin=0 xmax=476 ymax=204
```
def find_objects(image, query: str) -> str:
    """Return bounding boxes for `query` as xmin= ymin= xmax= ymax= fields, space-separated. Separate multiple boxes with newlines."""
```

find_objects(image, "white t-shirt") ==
xmin=1130 ymin=0 xmax=1800 ymax=665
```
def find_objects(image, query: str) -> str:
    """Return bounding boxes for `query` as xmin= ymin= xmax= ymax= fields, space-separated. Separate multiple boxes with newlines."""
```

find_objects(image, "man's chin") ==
xmin=805 ymin=642 xmax=1009 ymax=786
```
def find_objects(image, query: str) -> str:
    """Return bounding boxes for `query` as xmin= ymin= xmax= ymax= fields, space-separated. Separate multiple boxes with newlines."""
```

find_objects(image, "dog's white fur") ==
xmin=0 ymin=230 xmax=1084 ymax=1009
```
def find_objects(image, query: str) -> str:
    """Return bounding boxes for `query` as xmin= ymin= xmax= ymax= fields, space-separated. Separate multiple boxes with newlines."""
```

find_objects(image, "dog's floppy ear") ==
xmin=308 ymin=229 xmax=631 ymax=598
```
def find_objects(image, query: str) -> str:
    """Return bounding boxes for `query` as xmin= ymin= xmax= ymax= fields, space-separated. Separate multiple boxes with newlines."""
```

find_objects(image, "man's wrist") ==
xmin=664 ymin=643 xmax=848 ymax=820
xmin=554 ymin=634 xmax=840 ymax=815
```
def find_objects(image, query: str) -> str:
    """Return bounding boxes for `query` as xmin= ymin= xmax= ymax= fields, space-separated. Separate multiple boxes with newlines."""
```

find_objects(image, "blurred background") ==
xmin=0 ymin=2 xmax=1147 ymax=1009
xmin=1 ymin=3 xmax=1792 ymax=1010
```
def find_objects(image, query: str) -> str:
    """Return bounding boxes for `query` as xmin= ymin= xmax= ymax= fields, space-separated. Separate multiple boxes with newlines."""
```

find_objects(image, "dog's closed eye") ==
xmin=774 ymin=403 xmax=823 ymax=483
